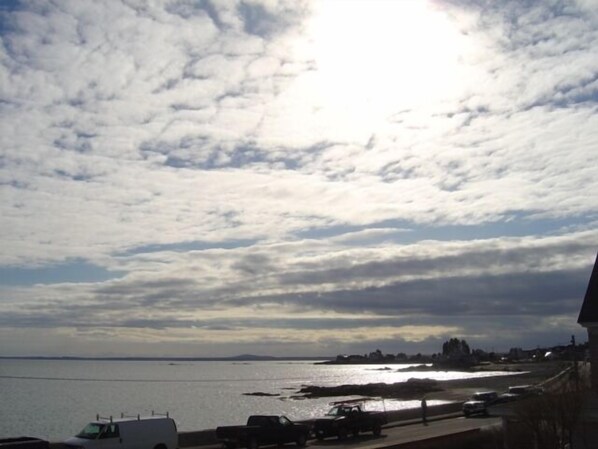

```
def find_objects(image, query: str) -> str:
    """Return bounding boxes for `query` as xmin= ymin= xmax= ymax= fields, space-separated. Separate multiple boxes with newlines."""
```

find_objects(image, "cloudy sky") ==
xmin=1 ymin=0 xmax=597 ymax=358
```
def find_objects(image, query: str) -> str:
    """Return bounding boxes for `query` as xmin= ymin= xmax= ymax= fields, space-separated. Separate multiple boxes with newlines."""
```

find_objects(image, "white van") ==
xmin=64 ymin=415 xmax=178 ymax=449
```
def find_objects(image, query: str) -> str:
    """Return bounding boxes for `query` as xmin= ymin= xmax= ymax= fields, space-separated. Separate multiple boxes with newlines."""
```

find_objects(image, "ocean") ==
xmin=0 ymin=359 xmax=514 ymax=441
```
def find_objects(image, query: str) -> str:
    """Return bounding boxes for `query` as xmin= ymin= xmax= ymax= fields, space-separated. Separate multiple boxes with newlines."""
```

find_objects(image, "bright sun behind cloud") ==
xmin=275 ymin=0 xmax=476 ymax=143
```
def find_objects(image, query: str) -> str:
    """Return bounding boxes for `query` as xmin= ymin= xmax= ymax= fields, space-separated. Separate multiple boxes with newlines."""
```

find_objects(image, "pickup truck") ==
xmin=498 ymin=384 xmax=544 ymax=403
xmin=0 ymin=438 xmax=49 ymax=449
xmin=312 ymin=403 xmax=387 ymax=440
xmin=216 ymin=415 xmax=310 ymax=449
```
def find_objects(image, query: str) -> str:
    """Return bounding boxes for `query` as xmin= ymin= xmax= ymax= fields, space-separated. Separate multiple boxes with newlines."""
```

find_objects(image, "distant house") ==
xmin=507 ymin=347 xmax=528 ymax=361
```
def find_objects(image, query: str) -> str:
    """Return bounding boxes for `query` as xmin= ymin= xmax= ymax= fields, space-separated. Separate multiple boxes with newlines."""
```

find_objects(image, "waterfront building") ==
xmin=574 ymin=251 xmax=598 ymax=448
xmin=495 ymin=251 xmax=598 ymax=448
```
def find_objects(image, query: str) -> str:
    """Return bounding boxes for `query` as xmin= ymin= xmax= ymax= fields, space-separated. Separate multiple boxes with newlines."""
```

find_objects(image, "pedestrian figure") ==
xmin=421 ymin=396 xmax=428 ymax=425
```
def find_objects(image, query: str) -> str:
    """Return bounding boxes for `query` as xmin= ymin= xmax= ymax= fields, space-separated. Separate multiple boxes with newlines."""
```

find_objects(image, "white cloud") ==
xmin=1 ymin=0 xmax=597 ymax=356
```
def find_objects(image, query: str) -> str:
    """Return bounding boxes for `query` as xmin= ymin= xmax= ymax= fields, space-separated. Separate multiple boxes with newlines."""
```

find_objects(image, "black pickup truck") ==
xmin=0 ymin=438 xmax=49 ymax=449
xmin=313 ymin=403 xmax=387 ymax=440
xmin=216 ymin=415 xmax=310 ymax=449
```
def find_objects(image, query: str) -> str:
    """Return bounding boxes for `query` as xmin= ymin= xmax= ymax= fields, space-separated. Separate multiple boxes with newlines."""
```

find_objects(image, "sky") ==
xmin=1 ymin=0 xmax=598 ymax=358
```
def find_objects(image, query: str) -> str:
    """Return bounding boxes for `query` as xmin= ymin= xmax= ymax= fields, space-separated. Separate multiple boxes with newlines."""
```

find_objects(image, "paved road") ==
xmin=191 ymin=415 xmax=502 ymax=449
xmin=308 ymin=415 xmax=501 ymax=449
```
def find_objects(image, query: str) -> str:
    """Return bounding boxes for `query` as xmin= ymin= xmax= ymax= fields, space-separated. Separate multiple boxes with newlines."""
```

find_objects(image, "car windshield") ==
xmin=278 ymin=417 xmax=291 ymax=426
xmin=76 ymin=423 xmax=105 ymax=440
xmin=326 ymin=406 xmax=351 ymax=416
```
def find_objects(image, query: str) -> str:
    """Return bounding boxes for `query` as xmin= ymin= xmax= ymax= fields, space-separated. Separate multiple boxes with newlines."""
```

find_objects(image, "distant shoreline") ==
xmin=0 ymin=355 xmax=332 ymax=362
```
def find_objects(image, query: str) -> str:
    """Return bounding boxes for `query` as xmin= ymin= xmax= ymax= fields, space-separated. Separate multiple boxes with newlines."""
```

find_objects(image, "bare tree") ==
xmin=512 ymin=369 xmax=589 ymax=449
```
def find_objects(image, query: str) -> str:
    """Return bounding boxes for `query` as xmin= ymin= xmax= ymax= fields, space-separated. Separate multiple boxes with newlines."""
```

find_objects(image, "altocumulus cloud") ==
xmin=0 ymin=0 xmax=597 ymax=357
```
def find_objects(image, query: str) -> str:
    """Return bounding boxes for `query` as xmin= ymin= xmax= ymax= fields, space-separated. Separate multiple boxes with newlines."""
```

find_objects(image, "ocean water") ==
xmin=0 ymin=359 xmax=515 ymax=440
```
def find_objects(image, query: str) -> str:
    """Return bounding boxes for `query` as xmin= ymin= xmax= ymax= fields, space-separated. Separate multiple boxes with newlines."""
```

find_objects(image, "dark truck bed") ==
xmin=0 ymin=438 xmax=49 ymax=449
xmin=216 ymin=415 xmax=309 ymax=449
xmin=313 ymin=403 xmax=387 ymax=440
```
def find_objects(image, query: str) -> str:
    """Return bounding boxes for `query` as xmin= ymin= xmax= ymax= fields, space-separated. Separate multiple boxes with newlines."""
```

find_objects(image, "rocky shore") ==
xmin=291 ymin=361 xmax=568 ymax=402
xmin=296 ymin=378 xmax=442 ymax=399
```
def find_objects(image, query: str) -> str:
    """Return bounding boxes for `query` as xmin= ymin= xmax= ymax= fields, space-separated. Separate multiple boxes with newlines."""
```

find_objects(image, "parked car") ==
xmin=64 ymin=414 xmax=178 ymax=449
xmin=216 ymin=415 xmax=309 ymax=449
xmin=462 ymin=391 xmax=499 ymax=417
xmin=498 ymin=384 xmax=544 ymax=403
xmin=312 ymin=403 xmax=387 ymax=440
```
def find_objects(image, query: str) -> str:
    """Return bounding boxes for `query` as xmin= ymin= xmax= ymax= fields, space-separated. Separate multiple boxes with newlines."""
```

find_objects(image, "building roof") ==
xmin=578 ymin=252 xmax=598 ymax=326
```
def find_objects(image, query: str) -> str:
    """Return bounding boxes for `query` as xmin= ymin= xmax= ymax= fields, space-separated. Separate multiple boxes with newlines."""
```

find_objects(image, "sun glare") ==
xmin=298 ymin=0 xmax=473 ymax=134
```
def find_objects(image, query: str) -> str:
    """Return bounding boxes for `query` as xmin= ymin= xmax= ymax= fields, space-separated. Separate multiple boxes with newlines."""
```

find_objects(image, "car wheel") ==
xmin=372 ymin=425 xmax=381 ymax=437
xmin=247 ymin=438 xmax=258 ymax=449
xmin=296 ymin=433 xmax=307 ymax=447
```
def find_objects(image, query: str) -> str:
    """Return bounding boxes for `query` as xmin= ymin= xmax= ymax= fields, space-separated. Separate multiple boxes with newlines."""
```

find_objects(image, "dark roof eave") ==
xmin=578 ymin=321 xmax=598 ymax=329
xmin=577 ymin=252 xmax=598 ymax=324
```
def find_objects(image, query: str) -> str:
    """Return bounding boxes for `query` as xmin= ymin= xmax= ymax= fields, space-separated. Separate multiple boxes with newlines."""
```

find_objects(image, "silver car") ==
xmin=462 ymin=391 xmax=499 ymax=417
